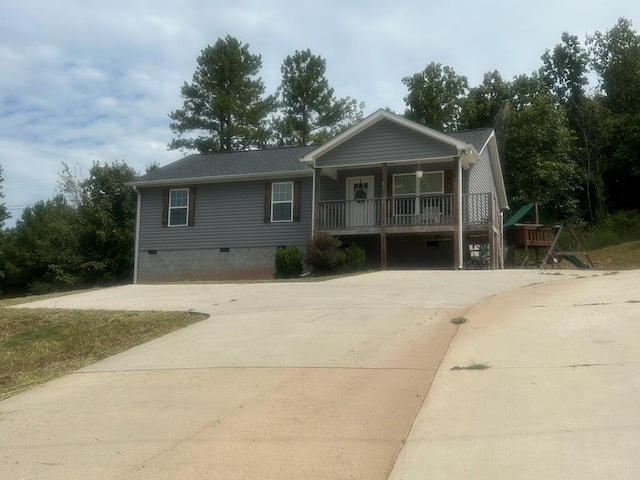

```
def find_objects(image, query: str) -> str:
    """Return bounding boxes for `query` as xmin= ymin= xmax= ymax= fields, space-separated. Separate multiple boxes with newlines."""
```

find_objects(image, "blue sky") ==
xmin=1 ymin=0 xmax=639 ymax=227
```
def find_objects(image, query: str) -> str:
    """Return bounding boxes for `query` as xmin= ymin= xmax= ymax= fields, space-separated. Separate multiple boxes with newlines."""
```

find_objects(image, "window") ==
xmin=392 ymin=172 xmax=445 ymax=218
xmin=271 ymin=182 xmax=293 ymax=222
xmin=393 ymin=172 xmax=444 ymax=196
xmin=168 ymin=188 xmax=189 ymax=226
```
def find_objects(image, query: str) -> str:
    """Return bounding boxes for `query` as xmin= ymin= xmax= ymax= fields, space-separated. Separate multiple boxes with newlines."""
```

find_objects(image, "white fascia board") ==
xmin=126 ymin=170 xmax=312 ymax=188
xmin=486 ymin=134 xmax=509 ymax=210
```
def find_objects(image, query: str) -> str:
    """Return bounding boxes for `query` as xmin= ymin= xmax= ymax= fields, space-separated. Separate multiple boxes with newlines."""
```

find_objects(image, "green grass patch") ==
xmin=451 ymin=363 xmax=490 ymax=371
xmin=451 ymin=316 xmax=468 ymax=325
xmin=0 ymin=308 xmax=207 ymax=400
xmin=588 ymin=240 xmax=640 ymax=270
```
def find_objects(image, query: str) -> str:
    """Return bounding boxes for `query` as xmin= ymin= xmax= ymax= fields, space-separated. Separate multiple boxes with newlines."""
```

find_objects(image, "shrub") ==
xmin=274 ymin=245 xmax=304 ymax=278
xmin=577 ymin=210 xmax=640 ymax=250
xmin=338 ymin=244 xmax=366 ymax=271
xmin=305 ymin=233 xmax=341 ymax=273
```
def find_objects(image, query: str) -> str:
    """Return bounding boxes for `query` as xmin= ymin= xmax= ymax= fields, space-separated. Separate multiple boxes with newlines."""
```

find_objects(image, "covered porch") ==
xmin=301 ymin=109 xmax=507 ymax=270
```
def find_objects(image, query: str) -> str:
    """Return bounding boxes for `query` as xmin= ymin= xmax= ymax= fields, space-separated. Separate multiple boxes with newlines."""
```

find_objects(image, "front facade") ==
xmin=129 ymin=110 xmax=508 ymax=282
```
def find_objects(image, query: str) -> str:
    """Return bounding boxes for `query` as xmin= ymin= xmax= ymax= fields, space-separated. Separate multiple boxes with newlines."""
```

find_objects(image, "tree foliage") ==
xmin=1 ymin=160 xmax=138 ymax=293
xmin=402 ymin=62 xmax=468 ymax=131
xmin=168 ymin=35 xmax=273 ymax=153
xmin=0 ymin=165 xmax=9 ymax=230
xmin=502 ymin=80 xmax=580 ymax=218
xmin=459 ymin=70 xmax=511 ymax=130
xmin=272 ymin=49 xmax=364 ymax=145
xmin=1 ymin=196 xmax=82 ymax=292
xmin=540 ymin=32 xmax=589 ymax=106
xmin=78 ymin=161 xmax=138 ymax=283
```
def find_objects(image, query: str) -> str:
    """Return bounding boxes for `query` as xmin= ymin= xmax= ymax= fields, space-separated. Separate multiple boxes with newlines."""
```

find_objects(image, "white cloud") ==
xmin=1 ymin=0 xmax=639 ymax=227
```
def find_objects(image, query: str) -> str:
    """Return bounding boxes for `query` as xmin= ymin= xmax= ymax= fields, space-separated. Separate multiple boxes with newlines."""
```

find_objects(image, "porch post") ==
xmin=488 ymin=193 xmax=495 ymax=270
xmin=454 ymin=156 xmax=463 ymax=269
xmin=380 ymin=163 xmax=388 ymax=270
xmin=313 ymin=168 xmax=321 ymax=233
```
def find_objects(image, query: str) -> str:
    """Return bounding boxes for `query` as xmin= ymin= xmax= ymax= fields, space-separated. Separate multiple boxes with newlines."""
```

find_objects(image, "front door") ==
xmin=346 ymin=176 xmax=375 ymax=227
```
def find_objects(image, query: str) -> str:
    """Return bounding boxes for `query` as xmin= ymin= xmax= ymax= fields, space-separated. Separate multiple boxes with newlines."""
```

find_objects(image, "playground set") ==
xmin=504 ymin=203 xmax=594 ymax=269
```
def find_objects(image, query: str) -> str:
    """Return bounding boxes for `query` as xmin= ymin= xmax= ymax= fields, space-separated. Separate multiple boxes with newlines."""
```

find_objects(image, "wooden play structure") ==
xmin=504 ymin=204 xmax=594 ymax=269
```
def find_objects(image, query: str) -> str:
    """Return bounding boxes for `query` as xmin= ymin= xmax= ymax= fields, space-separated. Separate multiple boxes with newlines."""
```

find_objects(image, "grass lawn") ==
xmin=589 ymin=240 xmax=640 ymax=270
xmin=0 ymin=307 xmax=206 ymax=401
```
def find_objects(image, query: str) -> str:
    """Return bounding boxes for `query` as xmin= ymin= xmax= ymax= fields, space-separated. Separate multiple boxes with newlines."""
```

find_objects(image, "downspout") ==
xmin=132 ymin=185 xmax=141 ymax=284
xmin=311 ymin=167 xmax=316 ymax=238
xmin=457 ymin=157 xmax=463 ymax=269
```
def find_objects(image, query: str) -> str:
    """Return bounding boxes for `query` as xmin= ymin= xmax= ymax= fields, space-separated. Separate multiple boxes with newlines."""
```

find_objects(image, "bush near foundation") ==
xmin=305 ymin=233 xmax=342 ymax=273
xmin=338 ymin=244 xmax=366 ymax=271
xmin=274 ymin=245 xmax=304 ymax=278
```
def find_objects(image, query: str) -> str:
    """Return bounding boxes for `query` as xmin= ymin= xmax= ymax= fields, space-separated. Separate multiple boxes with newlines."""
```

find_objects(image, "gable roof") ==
xmin=449 ymin=128 xmax=494 ymax=153
xmin=128 ymin=145 xmax=317 ymax=187
xmin=302 ymin=109 xmax=478 ymax=166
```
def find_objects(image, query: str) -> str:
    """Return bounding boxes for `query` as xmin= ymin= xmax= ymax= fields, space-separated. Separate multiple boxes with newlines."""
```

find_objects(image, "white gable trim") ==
xmin=301 ymin=109 xmax=473 ymax=165
xmin=484 ymin=131 xmax=509 ymax=210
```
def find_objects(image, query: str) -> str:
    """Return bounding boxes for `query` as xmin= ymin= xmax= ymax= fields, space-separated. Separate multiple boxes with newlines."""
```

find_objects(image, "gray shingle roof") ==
xmin=449 ymin=128 xmax=493 ymax=152
xmin=132 ymin=145 xmax=317 ymax=184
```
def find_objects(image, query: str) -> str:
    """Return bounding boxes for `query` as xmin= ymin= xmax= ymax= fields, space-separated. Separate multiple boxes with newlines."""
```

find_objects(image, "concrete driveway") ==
xmin=1 ymin=270 xmax=638 ymax=479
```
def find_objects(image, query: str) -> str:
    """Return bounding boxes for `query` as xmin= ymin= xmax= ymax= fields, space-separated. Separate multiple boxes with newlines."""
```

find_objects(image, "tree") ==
xmin=77 ymin=161 xmax=138 ymax=283
xmin=1 ymin=196 xmax=81 ymax=292
xmin=540 ymin=32 xmax=589 ymax=106
xmin=502 ymin=76 xmax=580 ymax=218
xmin=168 ymin=35 xmax=273 ymax=153
xmin=272 ymin=49 xmax=364 ymax=145
xmin=588 ymin=18 xmax=640 ymax=210
xmin=459 ymin=70 xmax=511 ymax=130
xmin=0 ymin=165 xmax=9 ymax=229
xmin=56 ymin=162 xmax=85 ymax=208
xmin=402 ymin=62 xmax=468 ymax=131
xmin=589 ymin=17 xmax=640 ymax=115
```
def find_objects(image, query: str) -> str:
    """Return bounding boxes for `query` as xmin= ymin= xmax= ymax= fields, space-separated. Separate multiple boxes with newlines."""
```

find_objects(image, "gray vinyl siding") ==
xmin=468 ymin=148 xmax=497 ymax=196
xmin=138 ymin=177 xmax=313 ymax=251
xmin=316 ymin=119 xmax=457 ymax=167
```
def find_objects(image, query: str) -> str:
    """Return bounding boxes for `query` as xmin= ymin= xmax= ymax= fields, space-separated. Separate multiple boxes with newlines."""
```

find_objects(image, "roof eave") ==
xmin=126 ymin=169 xmax=312 ymax=188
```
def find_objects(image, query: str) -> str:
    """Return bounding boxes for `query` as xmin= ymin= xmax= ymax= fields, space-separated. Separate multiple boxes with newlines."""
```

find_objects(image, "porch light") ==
xmin=416 ymin=163 xmax=423 ymax=178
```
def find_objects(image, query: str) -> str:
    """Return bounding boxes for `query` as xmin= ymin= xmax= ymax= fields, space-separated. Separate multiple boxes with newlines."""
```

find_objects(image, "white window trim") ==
xmin=271 ymin=181 xmax=294 ymax=223
xmin=393 ymin=171 xmax=444 ymax=196
xmin=168 ymin=188 xmax=189 ymax=227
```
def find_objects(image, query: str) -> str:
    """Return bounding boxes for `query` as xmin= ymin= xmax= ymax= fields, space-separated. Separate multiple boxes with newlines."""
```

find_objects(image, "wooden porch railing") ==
xmin=316 ymin=192 xmax=499 ymax=231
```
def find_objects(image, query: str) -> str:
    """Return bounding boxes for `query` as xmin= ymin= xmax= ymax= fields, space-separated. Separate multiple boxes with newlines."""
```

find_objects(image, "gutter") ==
xmin=125 ymin=169 xmax=312 ymax=188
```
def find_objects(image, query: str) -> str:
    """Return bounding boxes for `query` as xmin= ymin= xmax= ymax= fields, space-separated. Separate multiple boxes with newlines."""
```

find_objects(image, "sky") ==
xmin=1 ymin=0 xmax=639 ymax=227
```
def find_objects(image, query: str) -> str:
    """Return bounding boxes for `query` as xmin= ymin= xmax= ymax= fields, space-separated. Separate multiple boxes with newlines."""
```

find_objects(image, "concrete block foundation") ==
xmin=137 ymin=247 xmax=279 ymax=282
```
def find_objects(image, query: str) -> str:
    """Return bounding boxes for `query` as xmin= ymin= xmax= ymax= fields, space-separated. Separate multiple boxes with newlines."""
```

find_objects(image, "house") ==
xmin=128 ymin=109 xmax=508 ymax=283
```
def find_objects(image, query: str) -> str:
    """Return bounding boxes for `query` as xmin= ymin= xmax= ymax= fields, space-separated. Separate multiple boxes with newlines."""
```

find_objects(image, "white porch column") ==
xmin=456 ymin=156 xmax=463 ymax=269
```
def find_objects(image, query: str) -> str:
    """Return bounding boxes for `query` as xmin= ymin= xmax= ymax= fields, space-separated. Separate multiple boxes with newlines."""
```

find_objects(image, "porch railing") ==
xmin=317 ymin=192 xmax=498 ymax=231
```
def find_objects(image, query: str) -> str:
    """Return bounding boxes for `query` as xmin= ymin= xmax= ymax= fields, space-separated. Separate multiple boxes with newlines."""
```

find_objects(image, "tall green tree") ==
xmin=402 ymin=62 xmax=468 ymax=131
xmin=0 ymin=165 xmax=9 ymax=229
xmin=540 ymin=32 xmax=589 ymax=107
xmin=78 ymin=161 xmax=138 ymax=283
xmin=588 ymin=17 xmax=640 ymax=210
xmin=1 ymin=196 xmax=81 ymax=292
xmin=503 ymin=75 xmax=580 ymax=218
xmin=589 ymin=17 xmax=640 ymax=115
xmin=459 ymin=70 xmax=511 ymax=130
xmin=272 ymin=49 xmax=364 ymax=145
xmin=168 ymin=35 xmax=274 ymax=153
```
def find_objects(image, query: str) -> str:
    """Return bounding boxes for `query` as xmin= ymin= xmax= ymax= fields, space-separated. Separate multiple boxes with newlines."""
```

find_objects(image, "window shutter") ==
xmin=264 ymin=183 xmax=272 ymax=223
xmin=293 ymin=181 xmax=301 ymax=222
xmin=161 ymin=189 xmax=169 ymax=227
xmin=188 ymin=187 xmax=196 ymax=226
